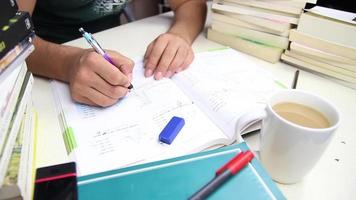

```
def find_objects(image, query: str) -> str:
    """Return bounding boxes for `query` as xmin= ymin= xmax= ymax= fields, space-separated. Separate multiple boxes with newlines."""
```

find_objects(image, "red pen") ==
xmin=189 ymin=150 xmax=254 ymax=200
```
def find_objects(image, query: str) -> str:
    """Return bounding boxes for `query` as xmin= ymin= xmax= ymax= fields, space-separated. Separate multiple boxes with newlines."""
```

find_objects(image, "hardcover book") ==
xmin=78 ymin=142 xmax=286 ymax=200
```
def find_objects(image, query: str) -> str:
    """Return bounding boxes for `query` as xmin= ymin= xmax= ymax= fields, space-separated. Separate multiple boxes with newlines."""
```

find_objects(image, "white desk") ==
xmin=32 ymin=11 xmax=356 ymax=200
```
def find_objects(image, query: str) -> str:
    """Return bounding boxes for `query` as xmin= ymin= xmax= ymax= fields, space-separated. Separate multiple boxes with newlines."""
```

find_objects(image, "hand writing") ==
xmin=68 ymin=50 xmax=134 ymax=107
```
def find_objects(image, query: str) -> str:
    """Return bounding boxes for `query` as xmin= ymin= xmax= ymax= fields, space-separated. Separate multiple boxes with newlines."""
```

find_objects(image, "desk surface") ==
xmin=32 ymin=10 xmax=356 ymax=200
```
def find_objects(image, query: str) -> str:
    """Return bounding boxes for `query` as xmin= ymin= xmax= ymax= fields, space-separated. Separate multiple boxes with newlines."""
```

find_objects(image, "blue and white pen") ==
xmin=79 ymin=27 xmax=133 ymax=89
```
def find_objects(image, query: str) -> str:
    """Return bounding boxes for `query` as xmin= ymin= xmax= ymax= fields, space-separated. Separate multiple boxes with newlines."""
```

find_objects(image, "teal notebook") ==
xmin=78 ymin=142 xmax=285 ymax=200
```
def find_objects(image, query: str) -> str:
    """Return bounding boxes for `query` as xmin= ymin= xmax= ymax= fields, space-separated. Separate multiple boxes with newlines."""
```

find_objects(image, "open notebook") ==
xmin=51 ymin=48 xmax=285 ymax=176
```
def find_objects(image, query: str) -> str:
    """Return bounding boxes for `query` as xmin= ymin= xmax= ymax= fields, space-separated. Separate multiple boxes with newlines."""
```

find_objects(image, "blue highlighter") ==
xmin=159 ymin=116 xmax=185 ymax=144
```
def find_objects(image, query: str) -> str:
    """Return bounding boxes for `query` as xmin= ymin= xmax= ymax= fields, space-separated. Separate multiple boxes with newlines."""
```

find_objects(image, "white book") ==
xmin=307 ymin=6 xmax=356 ymax=25
xmin=0 ymin=72 xmax=33 ymax=185
xmin=0 ymin=44 xmax=34 ymax=84
xmin=51 ymin=49 xmax=285 ymax=176
xmin=0 ymin=67 xmax=21 ymax=121
xmin=212 ymin=2 xmax=299 ymax=24
xmin=0 ymin=64 xmax=28 ymax=153
xmin=0 ymin=105 xmax=36 ymax=200
xmin=16 ymin=104 xmax=36 ymax=199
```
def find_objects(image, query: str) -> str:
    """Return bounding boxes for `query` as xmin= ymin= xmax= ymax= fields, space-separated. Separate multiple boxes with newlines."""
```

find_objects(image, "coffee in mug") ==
xmin=272 ymin=102 xmax=330 ymax=129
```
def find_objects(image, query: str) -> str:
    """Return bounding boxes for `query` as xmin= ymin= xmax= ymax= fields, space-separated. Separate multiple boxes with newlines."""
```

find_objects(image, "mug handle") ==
xmin=235 ymin=108 xmax=267 ymax=143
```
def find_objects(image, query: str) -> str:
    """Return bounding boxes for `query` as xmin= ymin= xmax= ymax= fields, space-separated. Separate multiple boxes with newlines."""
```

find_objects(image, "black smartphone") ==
xmin=33 ymin=162 xmax=78 ymax=200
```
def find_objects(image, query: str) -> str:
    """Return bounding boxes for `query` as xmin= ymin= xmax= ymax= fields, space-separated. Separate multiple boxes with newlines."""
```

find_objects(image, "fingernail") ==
xmin=155 ymin=72 xmax=163 ymax=80
xmin=128 ymin=73 xmax=133 ymax=81
xmin=176 ymin=68 xmax=182 ymax=73
xmin=165 ymin=71 xmax=173 ymax=78
xmin=145 ymin=69 xmax=153 ymax=77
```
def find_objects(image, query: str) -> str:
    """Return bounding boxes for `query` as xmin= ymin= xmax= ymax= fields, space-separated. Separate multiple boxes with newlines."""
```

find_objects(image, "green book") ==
xmin=78 ymin=142 xmax=285 ymax=200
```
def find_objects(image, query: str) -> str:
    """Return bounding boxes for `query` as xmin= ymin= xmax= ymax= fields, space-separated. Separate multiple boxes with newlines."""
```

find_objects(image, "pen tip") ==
xmin=128 ymin=84 xmax=134 ymax=90
xmin=79 ymin=27 xmax=84 ymax=34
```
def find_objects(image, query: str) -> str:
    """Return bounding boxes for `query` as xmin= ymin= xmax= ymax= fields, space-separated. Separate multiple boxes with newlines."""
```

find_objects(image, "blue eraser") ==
xmin=159 ymin=116 xmax=185 ymax=144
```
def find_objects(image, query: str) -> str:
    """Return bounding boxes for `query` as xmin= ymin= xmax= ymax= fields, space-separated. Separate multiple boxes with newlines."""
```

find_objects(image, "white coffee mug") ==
xmin=259 ymin=90 xmax=340 ymax=184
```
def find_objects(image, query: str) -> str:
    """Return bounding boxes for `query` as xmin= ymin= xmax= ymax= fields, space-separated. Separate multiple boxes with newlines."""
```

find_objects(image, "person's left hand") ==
xmin=144 ymin=33 xmax=194 ymax=80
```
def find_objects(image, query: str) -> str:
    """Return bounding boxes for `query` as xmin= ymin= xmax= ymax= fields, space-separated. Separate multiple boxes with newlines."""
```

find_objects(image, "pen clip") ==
xmin=79 ymin=27 xmax=105 ymax=55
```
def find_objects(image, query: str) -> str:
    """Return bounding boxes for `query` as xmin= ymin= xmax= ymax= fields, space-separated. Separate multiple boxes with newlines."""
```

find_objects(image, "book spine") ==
xmin=0 ymin=34 xmax=34 ymax=74
xmin=0 ymin=65 xmax=28 ymax=156
xmin=3 ymin=117 xmax=25 ymax=186
xmin=0 ymin=0 xmax=18 ymax=27
xmin=0 ymin=43 xmax=35 ymax=83
xmin=0 ymin=73 xmax=33 ymax=186
xmin=0 ymin=11 xmax=34 ymax=59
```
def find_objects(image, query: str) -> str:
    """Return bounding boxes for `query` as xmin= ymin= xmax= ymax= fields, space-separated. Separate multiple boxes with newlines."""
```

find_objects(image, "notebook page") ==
xmin=52 ymin=61 xmax=229 ymax=176
xmin=173 ymin=49 xmax=281 ymax=140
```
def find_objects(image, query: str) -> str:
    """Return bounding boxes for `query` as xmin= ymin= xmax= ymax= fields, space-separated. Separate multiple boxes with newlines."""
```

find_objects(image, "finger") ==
xmin=166 ymin=46 xmax=187 ymax=77
xmin=144 ymin=38 xmax=169 ymax=77
xmin=89 ymin=74 xmax=129 ymax=99
xmin=70 ymin=83 xmax=98 ymax=106
xmin=144 ymin=42 xmax=154 ymax=62
xmin=85 ymin=87 xmax=118 ymax=107
xmin=155 ymin=42 xmax=180 ymax=79
xmin=87 ymin=52 xmax=130 ymax=87
xmin=106 ymin=51 xmax=134 ymax=78
xmin=74 ymin=95 xmax=98 ymax=107
xmin=178 ymin=49 xmax=194 ymax=72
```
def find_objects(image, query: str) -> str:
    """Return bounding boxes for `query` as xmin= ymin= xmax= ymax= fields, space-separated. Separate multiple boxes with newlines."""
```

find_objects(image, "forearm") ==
xmin=168 ymin=0 xmax=207 ymax=45
xmin=27 ymin=37 xmax=83 ymax=82
xmin=16 ymin=0 xmax=36 ymax=14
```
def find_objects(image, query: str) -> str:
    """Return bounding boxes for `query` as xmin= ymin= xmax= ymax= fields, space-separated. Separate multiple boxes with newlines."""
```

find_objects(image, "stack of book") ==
xmin=0 ymin=1 xmax=37 ymax=200
xmin=281 ymin=6 xmax=356 ymax=89
xmin=207 ymin=0 xmax=315 ymax=63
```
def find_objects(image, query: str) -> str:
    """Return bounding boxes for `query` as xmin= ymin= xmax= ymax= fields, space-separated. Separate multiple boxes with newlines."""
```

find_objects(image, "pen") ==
xmin=291 ymin=70 xmax=299 ymax=89
xmin=189 ymin=150 xmax=254 ymax=200
xmin=79 ymin=27 xmax=133 ymax=89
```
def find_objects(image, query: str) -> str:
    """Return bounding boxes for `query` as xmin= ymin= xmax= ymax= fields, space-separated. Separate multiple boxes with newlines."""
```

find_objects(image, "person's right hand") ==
xmin=67 ymin=49 xmax=134 ymax=107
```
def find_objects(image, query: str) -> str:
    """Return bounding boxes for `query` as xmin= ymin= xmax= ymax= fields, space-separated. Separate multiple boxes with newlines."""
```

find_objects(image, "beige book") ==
xmin=285 ymin=50 xmax=356 ymax=78
xmin=212 ymin=20 xmax=289 ymax=49
xmin=218 ymin=0 xmax=303 ymax=15
xmin=212 ymin=11 xmax=292 ymax=34
xmin=290 ymin=42 xmax=356 ymax=65
xmin=266 ymin=0 xmax=316 ymax=4
xmin=212 ymin=2 xmax=299 ymax=24
xmin=281 ymin=54 xmax=356 ymax=84
xmin=261 ymin=0 xmax=307 ymax=8
xmin=297 ymin=12 xmax=356 ymax=48
xmin=212 ymin=12 xmax=290 ymax=37
xmin=208 ymin=28 xmax=283 ymax=63
xmin=289 ymin=29 xmax=356 ymax=60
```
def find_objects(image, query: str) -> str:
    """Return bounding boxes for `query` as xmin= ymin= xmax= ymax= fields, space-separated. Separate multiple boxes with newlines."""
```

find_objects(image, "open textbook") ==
xmin=51 ymin=49 xmax=285 ymax=176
